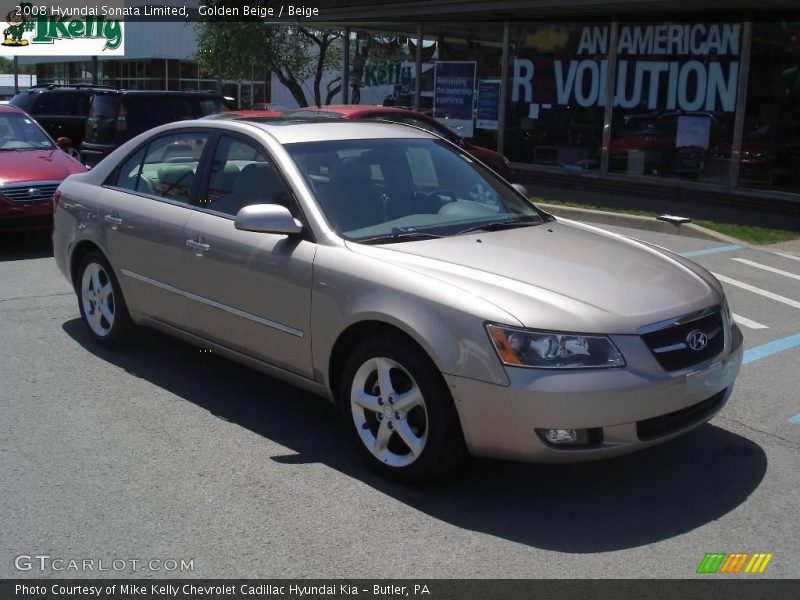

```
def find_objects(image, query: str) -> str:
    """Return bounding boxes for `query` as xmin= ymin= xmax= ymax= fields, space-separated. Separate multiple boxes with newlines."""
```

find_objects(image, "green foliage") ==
xmin=194 ymin=7 xmax=342 ymax=107
xmin=0 ymin=57 xmax=34 ymax=74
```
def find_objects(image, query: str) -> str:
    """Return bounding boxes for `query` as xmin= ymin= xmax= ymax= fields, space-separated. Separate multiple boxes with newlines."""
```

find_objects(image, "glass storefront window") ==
xmin=739 ymin=21 xmax=800 ymax=193
xmin=506 ymin=23 xmax=608 ymax=170
xmin=609 ymin=22 xmax=741 ymax=183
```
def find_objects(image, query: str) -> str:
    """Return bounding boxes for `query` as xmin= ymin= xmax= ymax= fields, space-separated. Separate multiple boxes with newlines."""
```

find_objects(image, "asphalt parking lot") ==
xmin=1 ymin=223 xmax=798 ymax=579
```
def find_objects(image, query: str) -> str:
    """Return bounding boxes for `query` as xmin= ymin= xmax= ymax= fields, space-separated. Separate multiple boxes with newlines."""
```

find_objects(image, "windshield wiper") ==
xmin=356 ymin=231 xmax=444 ymax=245
xmin=456 ymin=217 xmax=540 ymax=236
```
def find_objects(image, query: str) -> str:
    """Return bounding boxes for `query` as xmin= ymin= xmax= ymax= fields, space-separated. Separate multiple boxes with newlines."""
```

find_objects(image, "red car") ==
xmin=202 ymin=109 xmax=284 ymax=120
xmin=284 ymin=105 xmax=517 ymax=182
xmin=0 ymin=105 xmax=86 ymax=231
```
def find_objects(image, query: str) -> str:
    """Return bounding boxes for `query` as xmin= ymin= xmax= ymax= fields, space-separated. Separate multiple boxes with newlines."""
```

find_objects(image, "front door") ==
xmin=181 ymin=134 xmax=315 ymax=377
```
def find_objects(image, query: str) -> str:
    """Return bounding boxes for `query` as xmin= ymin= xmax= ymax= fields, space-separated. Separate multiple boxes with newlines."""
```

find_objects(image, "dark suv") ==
xmin=81 ymin=90 xmax=226 ymax=167
xmin=9 ymin=85 xmax=116 ymax=157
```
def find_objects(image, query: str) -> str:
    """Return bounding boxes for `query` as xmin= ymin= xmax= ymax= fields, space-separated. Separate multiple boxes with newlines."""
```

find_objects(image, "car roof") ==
xmin=0 ymin=104 xmax=24 ymax=114
xmin=239 ymin=119 xmax=438 ymax=144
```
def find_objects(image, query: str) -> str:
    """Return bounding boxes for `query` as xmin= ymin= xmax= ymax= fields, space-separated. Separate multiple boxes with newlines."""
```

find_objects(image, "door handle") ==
xmin=186 ymin=239 xmax=211 ymax=254
xmin=104 ymin=215 xmax=123 ymax=229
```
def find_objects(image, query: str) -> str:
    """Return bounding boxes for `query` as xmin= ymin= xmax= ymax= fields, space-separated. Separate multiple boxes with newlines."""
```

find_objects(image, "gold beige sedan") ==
xmin=52 ymin=119 xmax=743 ymax=480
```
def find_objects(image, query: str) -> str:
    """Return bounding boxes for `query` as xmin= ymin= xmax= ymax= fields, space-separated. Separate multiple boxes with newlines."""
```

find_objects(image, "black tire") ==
xmin=76 ymin=251 xmax=134 ymax=348
xmin=339 ymin=334 xmax=466 ymax=482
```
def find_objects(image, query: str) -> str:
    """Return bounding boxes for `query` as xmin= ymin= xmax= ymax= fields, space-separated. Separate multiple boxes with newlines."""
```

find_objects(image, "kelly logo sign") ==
xmin=1 ymin=2 xmax=124 ymax=56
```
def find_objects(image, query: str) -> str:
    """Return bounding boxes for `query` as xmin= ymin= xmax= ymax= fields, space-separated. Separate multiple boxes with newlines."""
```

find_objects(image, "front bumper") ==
xmin=0 ymin=196 xmax=52 ymax=231
xmin=445 ymin=324 xmax=744 ymax=463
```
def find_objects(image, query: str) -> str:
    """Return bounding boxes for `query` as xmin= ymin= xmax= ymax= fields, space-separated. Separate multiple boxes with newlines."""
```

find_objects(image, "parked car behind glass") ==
xmin=53 ymin=118 xmax=742 ymax=481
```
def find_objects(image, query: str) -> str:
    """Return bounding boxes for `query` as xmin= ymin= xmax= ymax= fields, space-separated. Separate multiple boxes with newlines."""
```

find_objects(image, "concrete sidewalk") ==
xmin=530 ymin=184 xmax=800 ymax=232
xmin=529 ymin=184 xmax=800 ymax=256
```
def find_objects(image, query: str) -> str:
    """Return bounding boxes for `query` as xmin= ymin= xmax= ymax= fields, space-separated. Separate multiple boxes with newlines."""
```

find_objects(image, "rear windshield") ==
xmin=89 ymin=95 xmax=121 ymax=117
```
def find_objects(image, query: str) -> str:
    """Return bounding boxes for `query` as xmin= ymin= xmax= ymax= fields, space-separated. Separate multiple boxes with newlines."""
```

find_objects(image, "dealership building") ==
xmin=12 ymin=0 xmax=800 ymax=207
xmin=314 ymin=0 xmax=800 ymax=208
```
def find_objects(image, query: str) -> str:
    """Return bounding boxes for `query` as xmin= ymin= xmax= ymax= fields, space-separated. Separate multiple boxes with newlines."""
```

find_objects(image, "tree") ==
xmin=194 ymin=5 xmax=341 ymax=107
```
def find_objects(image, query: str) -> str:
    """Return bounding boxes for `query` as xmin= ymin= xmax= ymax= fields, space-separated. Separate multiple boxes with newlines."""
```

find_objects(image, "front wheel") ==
xmin=340 ymin=336 xmax=466 ymax=481
xmin=76 ymin=251 xmax=133 ymax=347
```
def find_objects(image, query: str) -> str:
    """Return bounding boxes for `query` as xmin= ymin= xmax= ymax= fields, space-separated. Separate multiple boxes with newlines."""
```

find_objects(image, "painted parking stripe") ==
xmin=743 ymin=332 xmax=800 ymax=365
xmin=773 ymin=252 xmax=800 ymax=263
xmin=712 ymin=273 xmax=800 ymax=310
xmin=680 ymin=244 xmax=742 ymax=258
xmin=732 ymin=313 xmax=769 ymax=329
xmin=790 ymin=414 xmax=800 ymax=425
xmin=731 ymin=258 xmax=800 ymax=282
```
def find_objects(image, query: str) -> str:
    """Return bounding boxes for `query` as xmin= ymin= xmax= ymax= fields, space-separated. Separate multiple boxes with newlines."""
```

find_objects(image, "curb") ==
xmin=536 ymin=203 xmax=746 ymax=246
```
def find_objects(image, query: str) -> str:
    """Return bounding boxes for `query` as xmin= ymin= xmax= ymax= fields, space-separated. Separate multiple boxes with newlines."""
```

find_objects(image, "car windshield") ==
xmin=0 ymin=113 xmax=54 ymax=151
xmin=286 ymin=138 xmax=542 ymax=242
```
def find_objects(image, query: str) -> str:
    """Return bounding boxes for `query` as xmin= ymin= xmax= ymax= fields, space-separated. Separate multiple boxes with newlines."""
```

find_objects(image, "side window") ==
xmin=113 ymin=147 xmax=148 ymax=193
xmin=31 ymin=94 xmax=54 ymax=115
xmin=136 ymin=133 xmax=209 ymax=202
xmin=202 ymin=135 xmax=290 ymax=217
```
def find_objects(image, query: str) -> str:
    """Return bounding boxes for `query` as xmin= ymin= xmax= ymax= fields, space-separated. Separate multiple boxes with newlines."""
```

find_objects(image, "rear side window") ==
xmin=31 ymin=92 xmax=78 ymax=116
xmin=113 ymin=147 xmax=147 ymax=192
xmin=9 ymin=91 xmax=36 ymax=111
xmin=142 ymin=133 xmax=209 ymax=202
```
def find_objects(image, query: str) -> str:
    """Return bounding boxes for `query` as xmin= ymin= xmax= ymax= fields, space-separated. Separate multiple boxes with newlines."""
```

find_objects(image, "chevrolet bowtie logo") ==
xmin=697 ymin=552 xmax=773 ymax=574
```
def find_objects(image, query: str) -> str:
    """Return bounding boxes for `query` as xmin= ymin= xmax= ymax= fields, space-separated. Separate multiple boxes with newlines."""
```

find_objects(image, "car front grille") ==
xmin=636 ymin=389 xmax=727 ymax=441
xmin=640 ymin=308 xmax=725 ymax=371
xmin=0 ymin=183 xmax=60 ymax=203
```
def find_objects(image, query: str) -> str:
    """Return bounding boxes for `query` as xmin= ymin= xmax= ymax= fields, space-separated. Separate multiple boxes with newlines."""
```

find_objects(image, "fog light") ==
xmin=544 ymin=429 xmax=578 ymax=444
xmin=536 ymin=427 xmax=601 ymax=447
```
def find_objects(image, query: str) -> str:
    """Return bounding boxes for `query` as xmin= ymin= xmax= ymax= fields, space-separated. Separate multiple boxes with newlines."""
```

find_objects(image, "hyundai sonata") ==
xmin=52 ymin=119 xmax=743 ymax=480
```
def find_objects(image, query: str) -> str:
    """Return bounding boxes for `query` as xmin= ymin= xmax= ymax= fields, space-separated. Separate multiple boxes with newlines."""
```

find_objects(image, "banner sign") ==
xmin=512 ymin=23 xmax=741 ymax=118
xmin=0 ymin=2 xmax=125 ymax=56
xmin=434 ymin=60 xmax=476 ymax=138
xmin=477 ymin=79 xmax=500 ymax=130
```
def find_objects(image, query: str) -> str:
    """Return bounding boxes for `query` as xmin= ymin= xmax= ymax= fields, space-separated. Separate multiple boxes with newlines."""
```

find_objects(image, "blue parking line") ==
xmin=790 ymin=414 xmax=800 ymax=425
xmin=680 ymin=244 xmax=742 ymax=257
xmin=743 ymin=332 xmax=800 ymax=365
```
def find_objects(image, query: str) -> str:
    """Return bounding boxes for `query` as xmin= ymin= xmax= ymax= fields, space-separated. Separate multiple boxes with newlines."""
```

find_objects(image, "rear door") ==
xmin=100 ymin=129 xmax=212 ymax=329
xmin=180 ymin=133 xmax=315 ymax=376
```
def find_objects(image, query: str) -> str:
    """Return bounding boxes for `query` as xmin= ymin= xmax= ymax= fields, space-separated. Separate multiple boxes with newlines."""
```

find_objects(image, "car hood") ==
xmin=0 ymin=149 xmax=85 ymax=184
xmin=346 ymin=220 xmax=721 ymax=334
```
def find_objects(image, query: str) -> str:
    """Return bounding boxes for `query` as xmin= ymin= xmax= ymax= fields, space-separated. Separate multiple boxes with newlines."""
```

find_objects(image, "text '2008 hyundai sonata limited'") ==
xmin=52 ymin=118 xmax=743 ymax=480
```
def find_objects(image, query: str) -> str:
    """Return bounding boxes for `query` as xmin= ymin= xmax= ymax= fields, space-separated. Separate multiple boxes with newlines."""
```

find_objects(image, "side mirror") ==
xmin=56 ymin=136 xmax=73 ymax=151
xmin=234 ymin=204 xmax=303 ymax=235
xmin=511 ymin=183 xmax=529 ymax=197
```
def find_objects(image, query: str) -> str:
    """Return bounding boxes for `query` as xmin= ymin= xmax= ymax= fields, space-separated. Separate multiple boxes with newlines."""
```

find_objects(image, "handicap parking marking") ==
xmin=680 ymin=244 xmax=743 ymax=258
xmin=731 ymin=258 xmax=800 ymax=282
xmin=712 ymin=273 xmax=800 ymax=310
xmin=790 ymin=414 xmax=800 ymax=425
xmin=732 ymin=313 xmax=769 ymax=329
xmin=743 ymin=332 xmax=800 ymax=365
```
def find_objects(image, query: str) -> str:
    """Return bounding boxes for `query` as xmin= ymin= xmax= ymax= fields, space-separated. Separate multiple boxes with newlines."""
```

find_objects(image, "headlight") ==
xmin=486 ymin=324 xmax=626 ymax=369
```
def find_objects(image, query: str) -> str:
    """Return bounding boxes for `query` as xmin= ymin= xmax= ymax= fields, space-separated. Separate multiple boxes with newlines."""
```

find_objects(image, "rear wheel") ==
xmin=340 ymin=335 xmax=465 ymax=481
xmin=77 ymin=251 xmax=133 ymax=347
